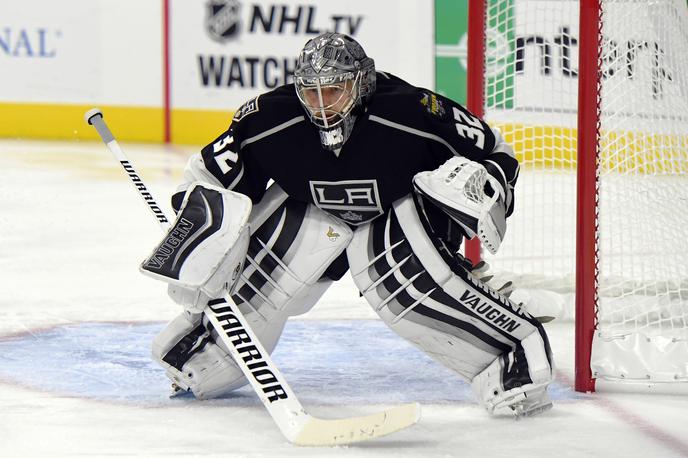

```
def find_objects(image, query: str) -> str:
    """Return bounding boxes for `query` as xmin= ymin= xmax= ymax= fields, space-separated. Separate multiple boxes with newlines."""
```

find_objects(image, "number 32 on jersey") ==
xmin=213 ymin=134 xmax=238 ymax=174
xmin=453 ymin=107 xmax=485 ymax=149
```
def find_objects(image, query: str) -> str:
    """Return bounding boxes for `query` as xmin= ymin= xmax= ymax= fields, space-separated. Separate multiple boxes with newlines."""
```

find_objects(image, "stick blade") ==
xmin=291 ymin=402 xmax=421 ymax=447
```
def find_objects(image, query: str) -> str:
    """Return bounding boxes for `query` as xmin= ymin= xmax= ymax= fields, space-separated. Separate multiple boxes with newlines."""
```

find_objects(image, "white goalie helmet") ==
xmin=294 ymin=32 xmax=376 ymax=150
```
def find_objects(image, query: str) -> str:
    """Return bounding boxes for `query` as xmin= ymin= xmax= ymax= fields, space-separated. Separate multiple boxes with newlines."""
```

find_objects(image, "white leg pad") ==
xmin=152 ymin=310 xmax=288 ymax=399
xmin=471 ymin=331 xmax=554 ymax=416
xmin=347 ymin=194 xmax=554 ymax=414
xmin=153 ymin=188 xmax=352 ymax=399
xmin=233 ymin=200 xmax=352 ymax=318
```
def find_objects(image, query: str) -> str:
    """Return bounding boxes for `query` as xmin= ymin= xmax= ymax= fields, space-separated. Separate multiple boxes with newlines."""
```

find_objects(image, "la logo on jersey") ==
xmin=310 ymin=180 xmax=383 ymax=225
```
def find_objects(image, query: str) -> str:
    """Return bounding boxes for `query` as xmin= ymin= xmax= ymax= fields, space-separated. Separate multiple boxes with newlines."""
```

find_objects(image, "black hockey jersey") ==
xmin=186 ymin=72 xmax=519 ymax=227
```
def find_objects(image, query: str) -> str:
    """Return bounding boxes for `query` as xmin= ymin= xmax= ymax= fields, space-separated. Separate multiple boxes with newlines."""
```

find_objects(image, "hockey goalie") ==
xmin=140 ymin=32 xmax=554 ymax=418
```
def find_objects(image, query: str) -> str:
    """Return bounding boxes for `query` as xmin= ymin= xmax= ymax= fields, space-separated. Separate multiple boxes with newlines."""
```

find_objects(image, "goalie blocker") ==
xmin=147 ymin=184 xmax=353 ymax=399
xmin=140 ymin=182 xmax=252 ymax=304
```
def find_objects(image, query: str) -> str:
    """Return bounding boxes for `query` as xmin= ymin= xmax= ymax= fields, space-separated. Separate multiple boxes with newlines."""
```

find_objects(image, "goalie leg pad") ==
xmin=470 ymin=331 xmax=553 ymax=417
xmin=154 ymin=188 xmax=353 ymax=399
xmin=231 ymin=185 xmax=353 ymax=318
xmin=347 ymin=194 xmax=553 ymax=409
xmin=152 ymin=309 xmax=287 ymax=399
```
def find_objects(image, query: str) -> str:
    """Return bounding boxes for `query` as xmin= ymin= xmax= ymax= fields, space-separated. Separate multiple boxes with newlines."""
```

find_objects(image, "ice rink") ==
xmin=1 ymin=138 xmax=687 ymax=457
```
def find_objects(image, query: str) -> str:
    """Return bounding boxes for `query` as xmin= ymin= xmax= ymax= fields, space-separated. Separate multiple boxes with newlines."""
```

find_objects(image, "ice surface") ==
xmin=0 ymin=320 xmax=576 ymax=405
xmin=1 ymin=139 xmax=687 ymax=457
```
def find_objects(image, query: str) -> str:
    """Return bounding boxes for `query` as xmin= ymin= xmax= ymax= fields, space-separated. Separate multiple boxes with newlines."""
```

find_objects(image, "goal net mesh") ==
xmin=478 ymin=0 xmax=688 ymax=383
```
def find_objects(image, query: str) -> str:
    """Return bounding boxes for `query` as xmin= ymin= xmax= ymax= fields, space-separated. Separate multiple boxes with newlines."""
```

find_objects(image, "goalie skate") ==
xmin=471 ymin=332 xmax=554 ymax=418
xmin=498 ymin=386 xmax=553 ymax=418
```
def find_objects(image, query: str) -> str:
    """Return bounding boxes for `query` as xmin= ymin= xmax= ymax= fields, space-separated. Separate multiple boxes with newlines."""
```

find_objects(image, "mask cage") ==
xmin=295 ymin=72 xmax=361 ymax=128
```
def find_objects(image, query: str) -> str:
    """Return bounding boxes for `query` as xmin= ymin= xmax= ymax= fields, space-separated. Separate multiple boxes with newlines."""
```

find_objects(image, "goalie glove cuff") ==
xmin=481 ymin=160 xmax=507 ymax=200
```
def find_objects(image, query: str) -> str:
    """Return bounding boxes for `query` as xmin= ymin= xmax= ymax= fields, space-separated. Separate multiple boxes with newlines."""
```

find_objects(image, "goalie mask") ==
xmin=294 ymin=33 xmax=376 ymax=151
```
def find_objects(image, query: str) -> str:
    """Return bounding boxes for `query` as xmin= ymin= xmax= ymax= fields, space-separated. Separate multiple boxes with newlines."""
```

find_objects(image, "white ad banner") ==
xmin=488 ymin=0 xmax=685 ymax=130
xmin=0 ymin=0 xmax=161 ymax=106
xmin=0 ymin=0 xmax=101 ymax=104
xmin=171 ymin=0 xmax=434 ymax=110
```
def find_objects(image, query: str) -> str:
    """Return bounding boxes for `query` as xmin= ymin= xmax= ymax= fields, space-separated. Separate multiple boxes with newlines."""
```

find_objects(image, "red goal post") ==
xmin=574 ymin=0 xmax=600 ymax=393
xmin=465 ymin=0 xmax=487 ymax=268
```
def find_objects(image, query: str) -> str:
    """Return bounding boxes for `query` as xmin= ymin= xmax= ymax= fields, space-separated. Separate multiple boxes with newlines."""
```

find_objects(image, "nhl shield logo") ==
xmin=206 ymin=0 xmax=241 ymax=42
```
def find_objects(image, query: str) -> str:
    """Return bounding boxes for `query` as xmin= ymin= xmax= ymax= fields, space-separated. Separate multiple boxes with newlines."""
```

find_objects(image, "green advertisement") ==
xmin=485 ymin=0 xmax=515 ymax=108
xmin=434 ymin=0 xmax=468 ymax=104
xmin=435 ymin=0 xmax=515 ymax=109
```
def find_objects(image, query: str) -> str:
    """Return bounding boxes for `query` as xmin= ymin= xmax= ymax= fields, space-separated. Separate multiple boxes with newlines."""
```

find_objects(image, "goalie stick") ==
xmin=84 ymin=108 xmax=421 ymax=446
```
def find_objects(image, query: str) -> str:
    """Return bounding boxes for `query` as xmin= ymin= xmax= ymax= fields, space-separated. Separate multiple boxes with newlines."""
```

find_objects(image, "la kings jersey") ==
xmin=176 ymin=72 xmax=519 ymax=229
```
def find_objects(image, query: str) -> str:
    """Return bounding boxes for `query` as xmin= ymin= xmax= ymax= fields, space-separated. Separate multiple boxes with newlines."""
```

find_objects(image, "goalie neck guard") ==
xmin=294 ymin=32 xmax=376 ymax=151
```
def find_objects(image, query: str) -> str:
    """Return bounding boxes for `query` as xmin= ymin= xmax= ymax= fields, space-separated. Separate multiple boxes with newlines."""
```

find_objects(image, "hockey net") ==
xmin=470 ymin=0 xmax=688 ymax=391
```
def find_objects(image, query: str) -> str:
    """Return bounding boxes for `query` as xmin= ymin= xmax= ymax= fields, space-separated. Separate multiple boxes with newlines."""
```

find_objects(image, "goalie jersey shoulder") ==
xmin=369 ymin=73 xmax=452 ymax=123
xmin=368 ymin=73 xmax=497 ymax=161
xmin=201 ymin=85 xmax=304 ymax=160
xmin=197 ymin=84 xmax=308 ymax=201
xmin=229 ymin=85 xmax=305 ymax=137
